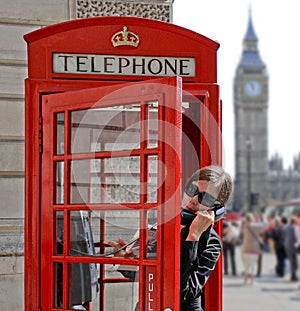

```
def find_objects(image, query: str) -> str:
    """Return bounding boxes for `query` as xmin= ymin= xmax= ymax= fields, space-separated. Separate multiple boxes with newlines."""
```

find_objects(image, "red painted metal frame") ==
xmin=24 ymin=16 xmax=223 ymax=311
xmin=39 ymin=77 xmax=182 ymax=310
xmin=182 ymin=83 xmax=222 ymax=311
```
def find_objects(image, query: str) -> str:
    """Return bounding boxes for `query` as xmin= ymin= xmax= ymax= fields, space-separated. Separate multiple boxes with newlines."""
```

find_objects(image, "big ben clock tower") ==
xmin=233 ymin=10 xmax=269 ymax=211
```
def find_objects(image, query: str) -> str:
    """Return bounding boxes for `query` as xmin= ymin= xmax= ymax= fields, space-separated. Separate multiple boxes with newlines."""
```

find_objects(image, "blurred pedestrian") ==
xmin=271 ymin=216 xmax=287 ymax=277
xmin=295 ymin=216 xmax=300 ymax=289
xmin=255 ymin=213 xmax=267 ymax=277
xmin=241 ymin=213 xmax=267 ymax=285
xmin=223 ymin=219 xmax=240 ymax=276
xmin=282 ymin=217 xmax=298 ymax=281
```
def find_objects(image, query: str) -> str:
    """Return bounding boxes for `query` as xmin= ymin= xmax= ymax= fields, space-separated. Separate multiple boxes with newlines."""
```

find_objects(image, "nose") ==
xmin=190 ymin=194 xmax=199 ymax=204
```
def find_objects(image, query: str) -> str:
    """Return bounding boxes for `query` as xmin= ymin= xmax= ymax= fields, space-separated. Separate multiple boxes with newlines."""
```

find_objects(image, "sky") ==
xmin=173 ymin=0 xmax=300 ymax=176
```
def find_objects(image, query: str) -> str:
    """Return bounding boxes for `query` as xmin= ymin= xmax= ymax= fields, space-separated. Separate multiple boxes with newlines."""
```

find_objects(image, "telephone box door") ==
xmin=40 ymin=76 xmax=182 ymax=311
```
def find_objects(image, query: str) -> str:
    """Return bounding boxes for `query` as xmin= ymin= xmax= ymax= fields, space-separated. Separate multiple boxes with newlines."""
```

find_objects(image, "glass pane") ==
xmin=56 ymin=112 xmax=64 ymax=155
xmin=70 ymin=159 xmax=98 ymax=204
xmin=103 ymin=264 xmax=139 ymax=311
xmin=90 ymin=159 xmax=103 ymax=204
xmin=147 ymin=210 xmax=157 ymax=259
xmin=105 ymin=156 xmax=140 ymax=203
xmin=147 ymin=102 xmax=158 ymax=148
xmin=71 ymin=105 xmax=141 ymax=154
xmin=69 ymin=262 xmax=99 ymax=310
xmin=94 ymin=210 xmax=140 ymax=257
xmin=55 ymin=211 xmax=64 ymax=255
xmin=55 ymin=161 xmax=64 ymax=204
xmin=71 ymin=157 xmax=140 ymax=204
xmin=100 ymin=210 xmax=140 ymax=246
xmin=53 ymin=262 xmax=63 ymax=309
xmin=148 ymin=155 xmax=158 ymax=203
xmin=90 ymin=176 xmax=102 ymax=203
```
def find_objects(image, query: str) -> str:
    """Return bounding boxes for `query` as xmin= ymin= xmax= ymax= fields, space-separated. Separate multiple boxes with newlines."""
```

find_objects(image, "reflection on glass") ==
xmin=71 ymin=157 xmax=140 ymax=204
xmin=90 ymin=176 xmax=102 ymax=204
xmin=68 ymin=262 xmax=99 ymax=310
xmin=147 ymin=102 xmax=158 ymax=148
xmin=56 ymin=113 xmax=64 ymax=155
xmin=71 ymin=105 xmax=141 ymax=154
xmin=90 ymin=159 xmax=103 ymax=204
xmin=148 ymin=156 xmax=158 ymax=203
xmin=105 ymin=157 xmax=140 ymax=203
xmin=103 ymin=264 xmax=139 ymax=311
xmin=55 ymin=162 xmax=64 ymax=204
xmin=56 ymin=211 xmax=64 ymax=255
xmin=53 ymin=262 xmax=63 ymax=309
xmin=71 ymin=159 xmax=98 ymax=204
xmin=91 ymin=158 xmax=101 ymax=173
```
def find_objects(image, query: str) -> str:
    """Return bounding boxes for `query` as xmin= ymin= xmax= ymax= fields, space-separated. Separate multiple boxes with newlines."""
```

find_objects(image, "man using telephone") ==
xmin=107 ymin=165 xmax=233 ymax=311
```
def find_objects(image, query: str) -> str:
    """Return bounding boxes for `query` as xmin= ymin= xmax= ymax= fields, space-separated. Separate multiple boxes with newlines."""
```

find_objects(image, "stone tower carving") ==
xmin=74 ymin=0 xmax=174 ymax=22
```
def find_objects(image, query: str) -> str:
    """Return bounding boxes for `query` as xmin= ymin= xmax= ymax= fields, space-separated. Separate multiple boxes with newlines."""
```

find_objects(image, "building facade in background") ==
xmin=268 ymin=152 xmax=300 ymax=202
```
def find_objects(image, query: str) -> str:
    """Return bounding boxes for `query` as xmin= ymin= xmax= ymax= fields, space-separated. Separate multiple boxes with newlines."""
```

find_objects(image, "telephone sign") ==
xmin=24 ymin=16 xmax=222 ymax=311
xmin=53 ymin=53 xmax=196 ymax=77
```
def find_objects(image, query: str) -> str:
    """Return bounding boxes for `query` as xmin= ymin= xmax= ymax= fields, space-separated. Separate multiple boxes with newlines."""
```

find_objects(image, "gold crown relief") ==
xmin=111 ymin=26 xmax=140 ymax=47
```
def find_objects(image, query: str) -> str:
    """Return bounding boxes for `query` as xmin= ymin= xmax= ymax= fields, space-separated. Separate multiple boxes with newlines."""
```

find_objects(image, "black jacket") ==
xmin=118 ymin=225 xmax=222 ymax=310
xmin=180 ymin=226 xmax=222 ymax=311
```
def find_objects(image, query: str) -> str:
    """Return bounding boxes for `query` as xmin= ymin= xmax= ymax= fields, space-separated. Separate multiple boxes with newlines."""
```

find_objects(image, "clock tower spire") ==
xmin=240 ymin=8 xmax=264 ymax=68
xmin=233 ymin=10 xmax=269 ymax=211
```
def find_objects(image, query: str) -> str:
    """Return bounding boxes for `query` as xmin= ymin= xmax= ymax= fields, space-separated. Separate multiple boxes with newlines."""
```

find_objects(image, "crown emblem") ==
xmin=111 ymin=26 xmax=140 ymax=48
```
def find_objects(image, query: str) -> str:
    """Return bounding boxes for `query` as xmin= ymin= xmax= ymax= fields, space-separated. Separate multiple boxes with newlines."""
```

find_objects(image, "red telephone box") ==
xmin=24 ymin=17 xmax=222 ymax=311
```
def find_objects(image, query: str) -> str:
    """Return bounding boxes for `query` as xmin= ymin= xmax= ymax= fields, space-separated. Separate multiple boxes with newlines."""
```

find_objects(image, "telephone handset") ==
xmin=181 ymin=206 xmax=226 ymax=226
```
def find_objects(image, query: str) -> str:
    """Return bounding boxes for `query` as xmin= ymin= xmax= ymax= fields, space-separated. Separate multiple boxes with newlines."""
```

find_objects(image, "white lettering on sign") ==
xmin=52 ymin=53 xmax=195 ymax=77
xmin=148 ymin=273 xmax=155 ymax=311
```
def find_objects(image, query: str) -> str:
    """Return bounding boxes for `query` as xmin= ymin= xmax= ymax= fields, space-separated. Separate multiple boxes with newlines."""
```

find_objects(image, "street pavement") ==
xmin=223 ymin=247 xmax=300 ymax=311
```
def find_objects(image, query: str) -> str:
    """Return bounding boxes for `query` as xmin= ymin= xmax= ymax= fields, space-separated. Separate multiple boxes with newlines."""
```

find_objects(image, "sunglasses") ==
xmin=184 ymin=182 xmax=222 ymax=208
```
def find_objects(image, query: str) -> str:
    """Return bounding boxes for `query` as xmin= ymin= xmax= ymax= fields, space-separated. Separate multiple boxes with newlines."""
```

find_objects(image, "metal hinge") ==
xmin=39 ymin=116 xmax=43 ymax=153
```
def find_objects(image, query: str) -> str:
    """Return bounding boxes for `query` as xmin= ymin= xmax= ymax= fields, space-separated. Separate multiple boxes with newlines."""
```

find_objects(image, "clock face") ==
xmin=244 ymin=80 xmax=262 ymax=97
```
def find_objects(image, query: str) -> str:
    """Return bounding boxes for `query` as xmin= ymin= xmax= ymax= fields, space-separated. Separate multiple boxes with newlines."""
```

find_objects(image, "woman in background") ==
xmin=241 ymin=213 xmax=267 ymax=285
